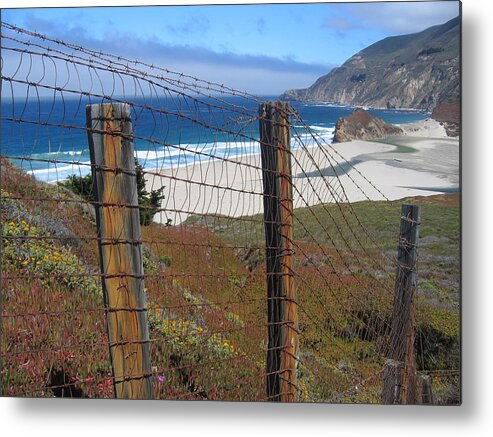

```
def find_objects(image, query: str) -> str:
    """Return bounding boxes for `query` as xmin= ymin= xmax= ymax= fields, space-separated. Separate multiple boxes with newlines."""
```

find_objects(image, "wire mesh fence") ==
xmin=1 ymin=22 xmax=459 ymax=402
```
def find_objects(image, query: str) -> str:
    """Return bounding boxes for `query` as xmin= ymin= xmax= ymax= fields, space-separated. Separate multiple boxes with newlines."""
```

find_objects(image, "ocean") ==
xmin=1 ymin=95 xmax=428 ymax=183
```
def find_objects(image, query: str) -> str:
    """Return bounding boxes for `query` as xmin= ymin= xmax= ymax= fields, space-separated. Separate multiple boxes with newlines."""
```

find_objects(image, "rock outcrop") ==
xmin=281 ymin=17 xmax=460 ymax=111
xmin=431 ymin=101 xmax=460 ymax=137
xmin=332 ymin=108 xmax=403 ymax=143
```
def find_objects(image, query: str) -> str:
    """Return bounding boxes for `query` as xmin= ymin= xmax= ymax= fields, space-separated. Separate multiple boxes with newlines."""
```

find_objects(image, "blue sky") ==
xmin=2 ymin=1 xmax=460 ymax=94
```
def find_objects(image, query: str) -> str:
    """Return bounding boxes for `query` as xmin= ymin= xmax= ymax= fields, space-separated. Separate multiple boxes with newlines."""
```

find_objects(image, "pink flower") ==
xmin=156 ymin=375 xmax=165 ymax=383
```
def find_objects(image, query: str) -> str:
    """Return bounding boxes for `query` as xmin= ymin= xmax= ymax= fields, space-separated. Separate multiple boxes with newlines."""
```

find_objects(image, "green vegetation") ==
xmin=1 ymin=158 xmax=459 ymax=403
xmin=59 ymin=173 xmax=94 ymax=201
xmin=158 ymin=254 xmax=172 ymax=267
xmin=58 ymin=159 xmax=165 ymax=226
xmin=184 ymin=193 xmax=460 ymax=402
xmin=417 ymin=47 xmax=444 ymax=57
xmin=2 ymin=217 xmax=100 ymax=297
xmin=134 ymin=160 xmax=165 ymax=226
xmin=350 ymin=73 xmax=366 ymax=83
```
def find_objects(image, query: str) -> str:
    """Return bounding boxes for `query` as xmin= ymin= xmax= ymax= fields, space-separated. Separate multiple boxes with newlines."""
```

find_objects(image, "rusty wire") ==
xmin=0 ymin=22 xmax=458 ymax=402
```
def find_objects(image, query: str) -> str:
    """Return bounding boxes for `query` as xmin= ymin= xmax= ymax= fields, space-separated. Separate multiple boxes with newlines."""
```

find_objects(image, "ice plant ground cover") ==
xmin=0 ymin=158 xmax=459 ymax=402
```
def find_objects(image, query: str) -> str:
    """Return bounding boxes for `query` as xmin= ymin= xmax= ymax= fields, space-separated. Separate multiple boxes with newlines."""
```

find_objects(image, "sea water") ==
xmin=1 ymin=95 xmax=428 ymax=183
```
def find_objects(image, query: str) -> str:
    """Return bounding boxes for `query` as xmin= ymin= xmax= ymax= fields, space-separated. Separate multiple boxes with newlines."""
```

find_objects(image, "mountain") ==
xmin=281 ymin=17 xmax=460 ymax=110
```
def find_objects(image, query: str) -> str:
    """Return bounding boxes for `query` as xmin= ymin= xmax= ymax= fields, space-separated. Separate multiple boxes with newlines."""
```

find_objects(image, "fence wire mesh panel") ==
xmin=1 ymin=23 xmax=460 ymax=402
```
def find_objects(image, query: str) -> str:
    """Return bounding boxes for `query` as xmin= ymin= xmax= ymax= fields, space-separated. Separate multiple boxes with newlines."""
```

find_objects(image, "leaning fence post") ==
xmin=87 ymin=103 xmax=153 ymax=399
xmin=383 ymin=204 xmax=421 ymax=404
xmin=259 ymin=101 xmax=298 ymax=402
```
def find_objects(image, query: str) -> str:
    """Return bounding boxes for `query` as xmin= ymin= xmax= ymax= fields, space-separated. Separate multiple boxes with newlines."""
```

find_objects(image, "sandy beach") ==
xmin=146 ymin=119 xmax=459 ymax=225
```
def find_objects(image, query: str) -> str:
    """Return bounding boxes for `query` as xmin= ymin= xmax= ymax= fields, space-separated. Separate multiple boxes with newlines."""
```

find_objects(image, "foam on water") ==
xmin=5 ymin=98 xmax=426 ymax=183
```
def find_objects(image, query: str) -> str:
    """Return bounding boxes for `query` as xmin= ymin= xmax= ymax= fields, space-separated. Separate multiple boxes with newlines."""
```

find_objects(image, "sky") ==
xmin=1 ymin=1 xmax=460 ymax=95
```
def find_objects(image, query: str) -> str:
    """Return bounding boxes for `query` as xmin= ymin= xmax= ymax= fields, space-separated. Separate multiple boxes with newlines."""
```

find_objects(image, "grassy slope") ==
xmin=185 ymin=193 xmax=460 ymax=402
xmin=1 ymin=159 xmax=460 ymax=403
xmin=1 ymin=159 xmax=265 ymax=400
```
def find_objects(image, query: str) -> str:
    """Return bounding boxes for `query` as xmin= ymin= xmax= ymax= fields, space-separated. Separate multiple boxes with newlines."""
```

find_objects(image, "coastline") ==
xmin=146 ymin=118 xmax=459 ymax=226
xmin=288 ymin=100 xmax=431 ymax=113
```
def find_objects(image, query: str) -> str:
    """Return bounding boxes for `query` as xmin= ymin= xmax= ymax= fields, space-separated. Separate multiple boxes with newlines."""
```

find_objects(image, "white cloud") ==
xmin=2 ymin=16 xmax=333 ymax=96
xmin=356 ymin=1 xmax=460 ymax=34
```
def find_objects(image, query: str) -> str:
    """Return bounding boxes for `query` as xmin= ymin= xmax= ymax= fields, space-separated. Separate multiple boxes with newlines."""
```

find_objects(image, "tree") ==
xmin=134 ymin=160 xmax=165 ymax=226
xmin=59 ymin=159 xmax=165 ymax=226
xmin=60 ymin=173 xmax=94 ymax=202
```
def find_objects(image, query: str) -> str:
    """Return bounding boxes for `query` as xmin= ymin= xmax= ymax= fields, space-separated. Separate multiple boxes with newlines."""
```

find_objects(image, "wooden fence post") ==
xmin=418 ymin=374 xmax=434 ymax=404
xmin=87 ymin=103 xmax=153 ymax=399
xmin=259 ymin=101 xmax=298 ymax=402
xmin=382 ymin=359 xmax=403 ymax=404
xmin=383 ymin=203 xmax=421 ymax=404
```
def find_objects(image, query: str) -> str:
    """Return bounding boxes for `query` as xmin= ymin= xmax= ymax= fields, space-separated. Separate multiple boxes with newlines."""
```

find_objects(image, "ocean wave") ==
xmin=28 ymin=161 xmax=91 ymax=175
xmin=31 ymin=150 xmax=85 ymax=158
xmin=293 ymin=125 xmax=335 ymax=138
xmin=308 ymin=103 xmax=350 ymax=109
xmin=25 ymin=133 xmax=340 ymax=183
xmin=28 ymin=140 xmax=262 ymax=182
xmin=134 ymin=140 xmax=260 ymax=163
xmin=303 ymin=126 xmax=335 ymax=143
xmin=26 ymin=161 xmax=92 ymax=183
xmin=308 ymin=126 xmax=335 ymax=134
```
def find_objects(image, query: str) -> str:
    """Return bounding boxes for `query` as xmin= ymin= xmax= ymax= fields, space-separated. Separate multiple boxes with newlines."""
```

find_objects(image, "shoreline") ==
xmin=282 ymin=99 xmax=432 ymax=113
xmin=17 ymin=103 xmax=428 ymax=184
xmin=146 ymin=118 xmax=459 ymax=226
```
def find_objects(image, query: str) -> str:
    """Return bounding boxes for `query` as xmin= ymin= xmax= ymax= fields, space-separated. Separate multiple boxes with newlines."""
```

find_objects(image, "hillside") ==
xmin=281 ymin=17 xmax=460 ymax=110
xmin=1 ymin=159 xmax=460 ymax=403
xmin=431 ymin=100 xmax=461 ymax=136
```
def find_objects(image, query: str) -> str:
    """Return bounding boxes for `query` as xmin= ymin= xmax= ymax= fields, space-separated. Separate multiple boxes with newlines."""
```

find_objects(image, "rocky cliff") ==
xmin=281 ymin=17 xmax=460 ymax=110
xmin=431 ymin=101 xmax=460 ymax=136
xmin=332 ymin=108 xmax=403 ymax=143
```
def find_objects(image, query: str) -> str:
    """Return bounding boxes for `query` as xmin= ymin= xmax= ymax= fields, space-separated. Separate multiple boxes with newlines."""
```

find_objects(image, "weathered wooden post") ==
xmin=418 ymin=374 xmax=434 ymax=405
xmin=87 ymin=103 xmax=153 ymax=399
xmin=259 ymin=101 xmax=298 ymax=402
xmin=382 ymin=204 xmax=421 ymax=404
xmin=381 ymin=359 xmax=403 ymax=404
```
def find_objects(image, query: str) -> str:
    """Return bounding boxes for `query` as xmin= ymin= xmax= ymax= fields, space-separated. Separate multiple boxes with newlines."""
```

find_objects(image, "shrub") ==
xmin=59 ymin=173 xmax=94 ymax=201
xmin=350 ymin=73 xmax=366 ymax=83
xmin=59 ymin=159 xmax=165 ymax=226
xmin=158 ymin=254 xmax=172 ymax=267
xmin=224 ymin=312 xmax=245 ymax=327
xmin=147 ymin=306 xmax=236 ymax=359
xmin=2 ymin=219 xmax=100 ymax=296
xmin=417 ymin=47 xmax=444 ymax=57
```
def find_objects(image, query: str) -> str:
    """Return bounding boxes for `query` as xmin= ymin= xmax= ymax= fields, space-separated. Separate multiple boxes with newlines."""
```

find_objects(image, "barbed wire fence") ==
xmin=1 ymin=22 xmax=459 ymax=402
